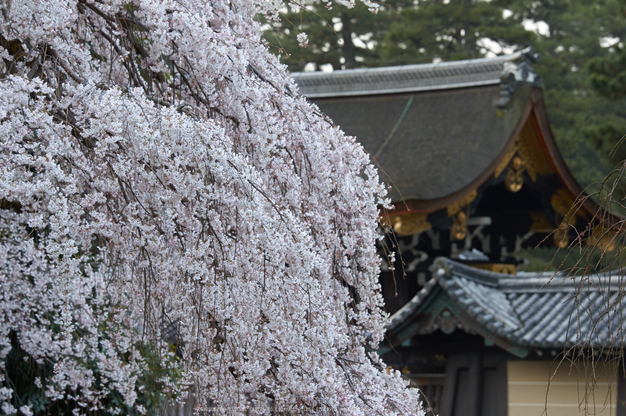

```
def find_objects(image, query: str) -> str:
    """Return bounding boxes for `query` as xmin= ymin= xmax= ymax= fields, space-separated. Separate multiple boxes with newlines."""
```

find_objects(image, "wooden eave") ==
xmin=385 ymin=90 xmax=534 ymax=216
xmin=384 ymin=87 xmax=618 ymax=227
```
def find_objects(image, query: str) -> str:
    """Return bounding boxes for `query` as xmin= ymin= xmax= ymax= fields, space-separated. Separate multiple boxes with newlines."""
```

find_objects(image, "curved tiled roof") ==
xmin=290 ymin=49 xmax=544 ymax=205
xmin=390 ymin=258 xmax=626 ymax=354
xmin=439 ymin=268 xmax=521 ymax=333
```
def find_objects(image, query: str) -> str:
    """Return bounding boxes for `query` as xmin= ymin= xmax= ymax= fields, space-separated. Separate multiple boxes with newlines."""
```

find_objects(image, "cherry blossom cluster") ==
xmin=0 ymin=0 xmax=422 ymax=414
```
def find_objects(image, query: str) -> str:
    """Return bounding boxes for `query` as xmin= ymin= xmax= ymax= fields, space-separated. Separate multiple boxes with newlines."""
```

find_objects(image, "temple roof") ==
xmin=292 ymin=49 xmax=551 ymax=207
xmin=386 ymin=258 xmax=626 ymax=357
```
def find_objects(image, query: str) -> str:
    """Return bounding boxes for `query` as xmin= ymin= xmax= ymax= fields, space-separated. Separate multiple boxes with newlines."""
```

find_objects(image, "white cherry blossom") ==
xmin=0 ymin=0 xmax=422 ymax=414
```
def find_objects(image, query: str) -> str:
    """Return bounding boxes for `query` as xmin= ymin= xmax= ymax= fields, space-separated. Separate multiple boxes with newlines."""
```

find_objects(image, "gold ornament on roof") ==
xmin=550 ymin=188 xmax=576 ymax=220
xmin=391 ymin=213 xmax=432 ymax=237
xmin=446 ymin=189 xmax=477 ymax=218
xmin=549 ymin=188 xmax=580 ymax=249
xmin=494 ymin=123 xmax=550 ymax=192
xmin=530 ymin=212 xmax=555 ymax=233
xmin=505 ymin=156 xmax=525 ymax=192
xmin=588 ymin=226 xmax=617 ymax=252
xmin=446 ymin=189 xmax=477 ymax=241
xmin=451 ymin=212 xmax=468 ymax=240
xmin=553 ymin=221 xmax=570 ymax=248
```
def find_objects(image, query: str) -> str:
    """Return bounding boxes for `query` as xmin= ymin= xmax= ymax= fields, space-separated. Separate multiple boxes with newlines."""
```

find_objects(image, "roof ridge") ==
xmin=292 ymin=47 xmax=541 ymax=100
xmin=437 ymin=257 xmax=626 ymax=292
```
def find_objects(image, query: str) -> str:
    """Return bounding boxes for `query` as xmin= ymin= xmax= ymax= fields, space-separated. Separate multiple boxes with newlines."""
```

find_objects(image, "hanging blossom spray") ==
xmin=0 ymin=0 xmax=423 ymax=414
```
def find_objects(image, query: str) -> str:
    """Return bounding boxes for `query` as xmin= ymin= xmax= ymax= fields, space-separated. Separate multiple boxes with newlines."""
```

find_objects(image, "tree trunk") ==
xmin=341 ymin=13 xmax=357 ymax=69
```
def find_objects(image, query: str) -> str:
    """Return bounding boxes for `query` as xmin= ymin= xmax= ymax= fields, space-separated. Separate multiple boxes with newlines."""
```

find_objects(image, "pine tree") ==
xmin=508 ymin=0 xmax=626 ymax=188
xmin=264 ymin=0 xmax=412 ymax=71
xmin=379 ymin=0 xmax=534 ymax=65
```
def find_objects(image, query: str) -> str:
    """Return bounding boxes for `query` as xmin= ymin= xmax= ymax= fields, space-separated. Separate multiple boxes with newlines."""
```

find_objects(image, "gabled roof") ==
xmin=385 ymin=258 xmax=626 ymax=358
xmin=292 ymin=50 xmax=616 ymax=235
xmin=292 ymin=49 xmax=560 ymax=210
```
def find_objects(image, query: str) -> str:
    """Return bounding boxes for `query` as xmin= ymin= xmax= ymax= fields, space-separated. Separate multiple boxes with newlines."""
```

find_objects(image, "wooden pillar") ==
xmin=618 ymin=362 xmax=626 ymax=416
xmin=440 ymin=353 xmax=483 ymax=416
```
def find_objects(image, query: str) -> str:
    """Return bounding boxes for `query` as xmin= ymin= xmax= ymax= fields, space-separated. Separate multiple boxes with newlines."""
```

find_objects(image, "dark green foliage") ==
xmin=517 ymin=245 xmax=623 ymax=273
xmin=587 ymin=0 xmax=626 ymax=100
xmin=509 ymin=0 xmax=626 ymax=192
xmin=380 ymin=0 xmax=535 ymax=65
xmin=589 ymin=50 xmax=626 ymax=100
xmin=263 ymin=0 xmax=534 ymax=70
xmin=4 ymin=331 xmax=51 ymax=414
xmin=588 ymin=0 xmax=626 ymax=99
xmin=263 ymin=0 xmax=413 ymax=71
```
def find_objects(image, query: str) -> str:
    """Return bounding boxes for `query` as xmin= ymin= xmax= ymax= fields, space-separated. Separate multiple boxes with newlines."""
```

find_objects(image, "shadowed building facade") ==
xmin=293 ymin=50 xmax=624 ymax=416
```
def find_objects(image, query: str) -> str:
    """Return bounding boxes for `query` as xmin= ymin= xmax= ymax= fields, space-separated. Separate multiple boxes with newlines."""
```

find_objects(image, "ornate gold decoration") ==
xmin=494 ymin=123 xmax=551 ymax=190
xmin=553 ymin=221 xmax=570 ymax=249
xmin=469 ymin=263 xmax=516 ymax=274
xmin=550 ymin=188 xmax=576 ymax=220
xmin=504 ymin=156 xmax=525 ymax=192
xmin=451 ymin=212 xmax=468 ymax=240
xmin=446 ymin=189 xmax=477 ymax=217
xmin=446 ymin=190 xmax=477 ymax=241
xmin=390 ymin=213 xmax=432 ymax=237
xmin=550 ymin=189 xmax=580 ymax=249
xmin=530 ymin=212 xmax=555 ymax=233
xmin=547 ymin=187 xmax=590 ymax=249
xmin=494 ymin=144 xmax=517 ymax=180
xmin=588 ymin=227 xmax=617 ymax=252
xmin=512 ymin=155 xmax=523 ymax=170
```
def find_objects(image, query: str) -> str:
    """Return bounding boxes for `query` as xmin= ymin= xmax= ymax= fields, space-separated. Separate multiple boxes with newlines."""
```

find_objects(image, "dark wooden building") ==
xmin=292 ymin=49 xmax=624 ymax=416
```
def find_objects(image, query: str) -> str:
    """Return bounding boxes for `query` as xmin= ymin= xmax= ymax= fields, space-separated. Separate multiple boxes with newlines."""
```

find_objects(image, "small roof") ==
xmin=386 ymin=258 xmax=626 ymax=357
xmin=292 ymin=49 xmax=543 ymax=206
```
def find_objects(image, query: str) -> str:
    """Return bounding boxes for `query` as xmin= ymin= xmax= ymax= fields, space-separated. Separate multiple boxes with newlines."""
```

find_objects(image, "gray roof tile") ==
xmin=290 ymin=49 xmax=542 ymax=203
xmin=292 ymin=48 xmax=540 ymax=98
xmin=401 ymin=258 xmax=626 ymax=350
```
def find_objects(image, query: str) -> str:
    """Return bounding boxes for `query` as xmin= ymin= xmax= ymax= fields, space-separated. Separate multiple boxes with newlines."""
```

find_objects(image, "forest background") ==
xmin=264 ymin=0 xmax=626 ymax=269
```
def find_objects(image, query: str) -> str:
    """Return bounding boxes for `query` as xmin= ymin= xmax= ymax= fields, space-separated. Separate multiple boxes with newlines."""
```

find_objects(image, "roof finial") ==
xmin=496 ymin=47 xmax=542 ymax=108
